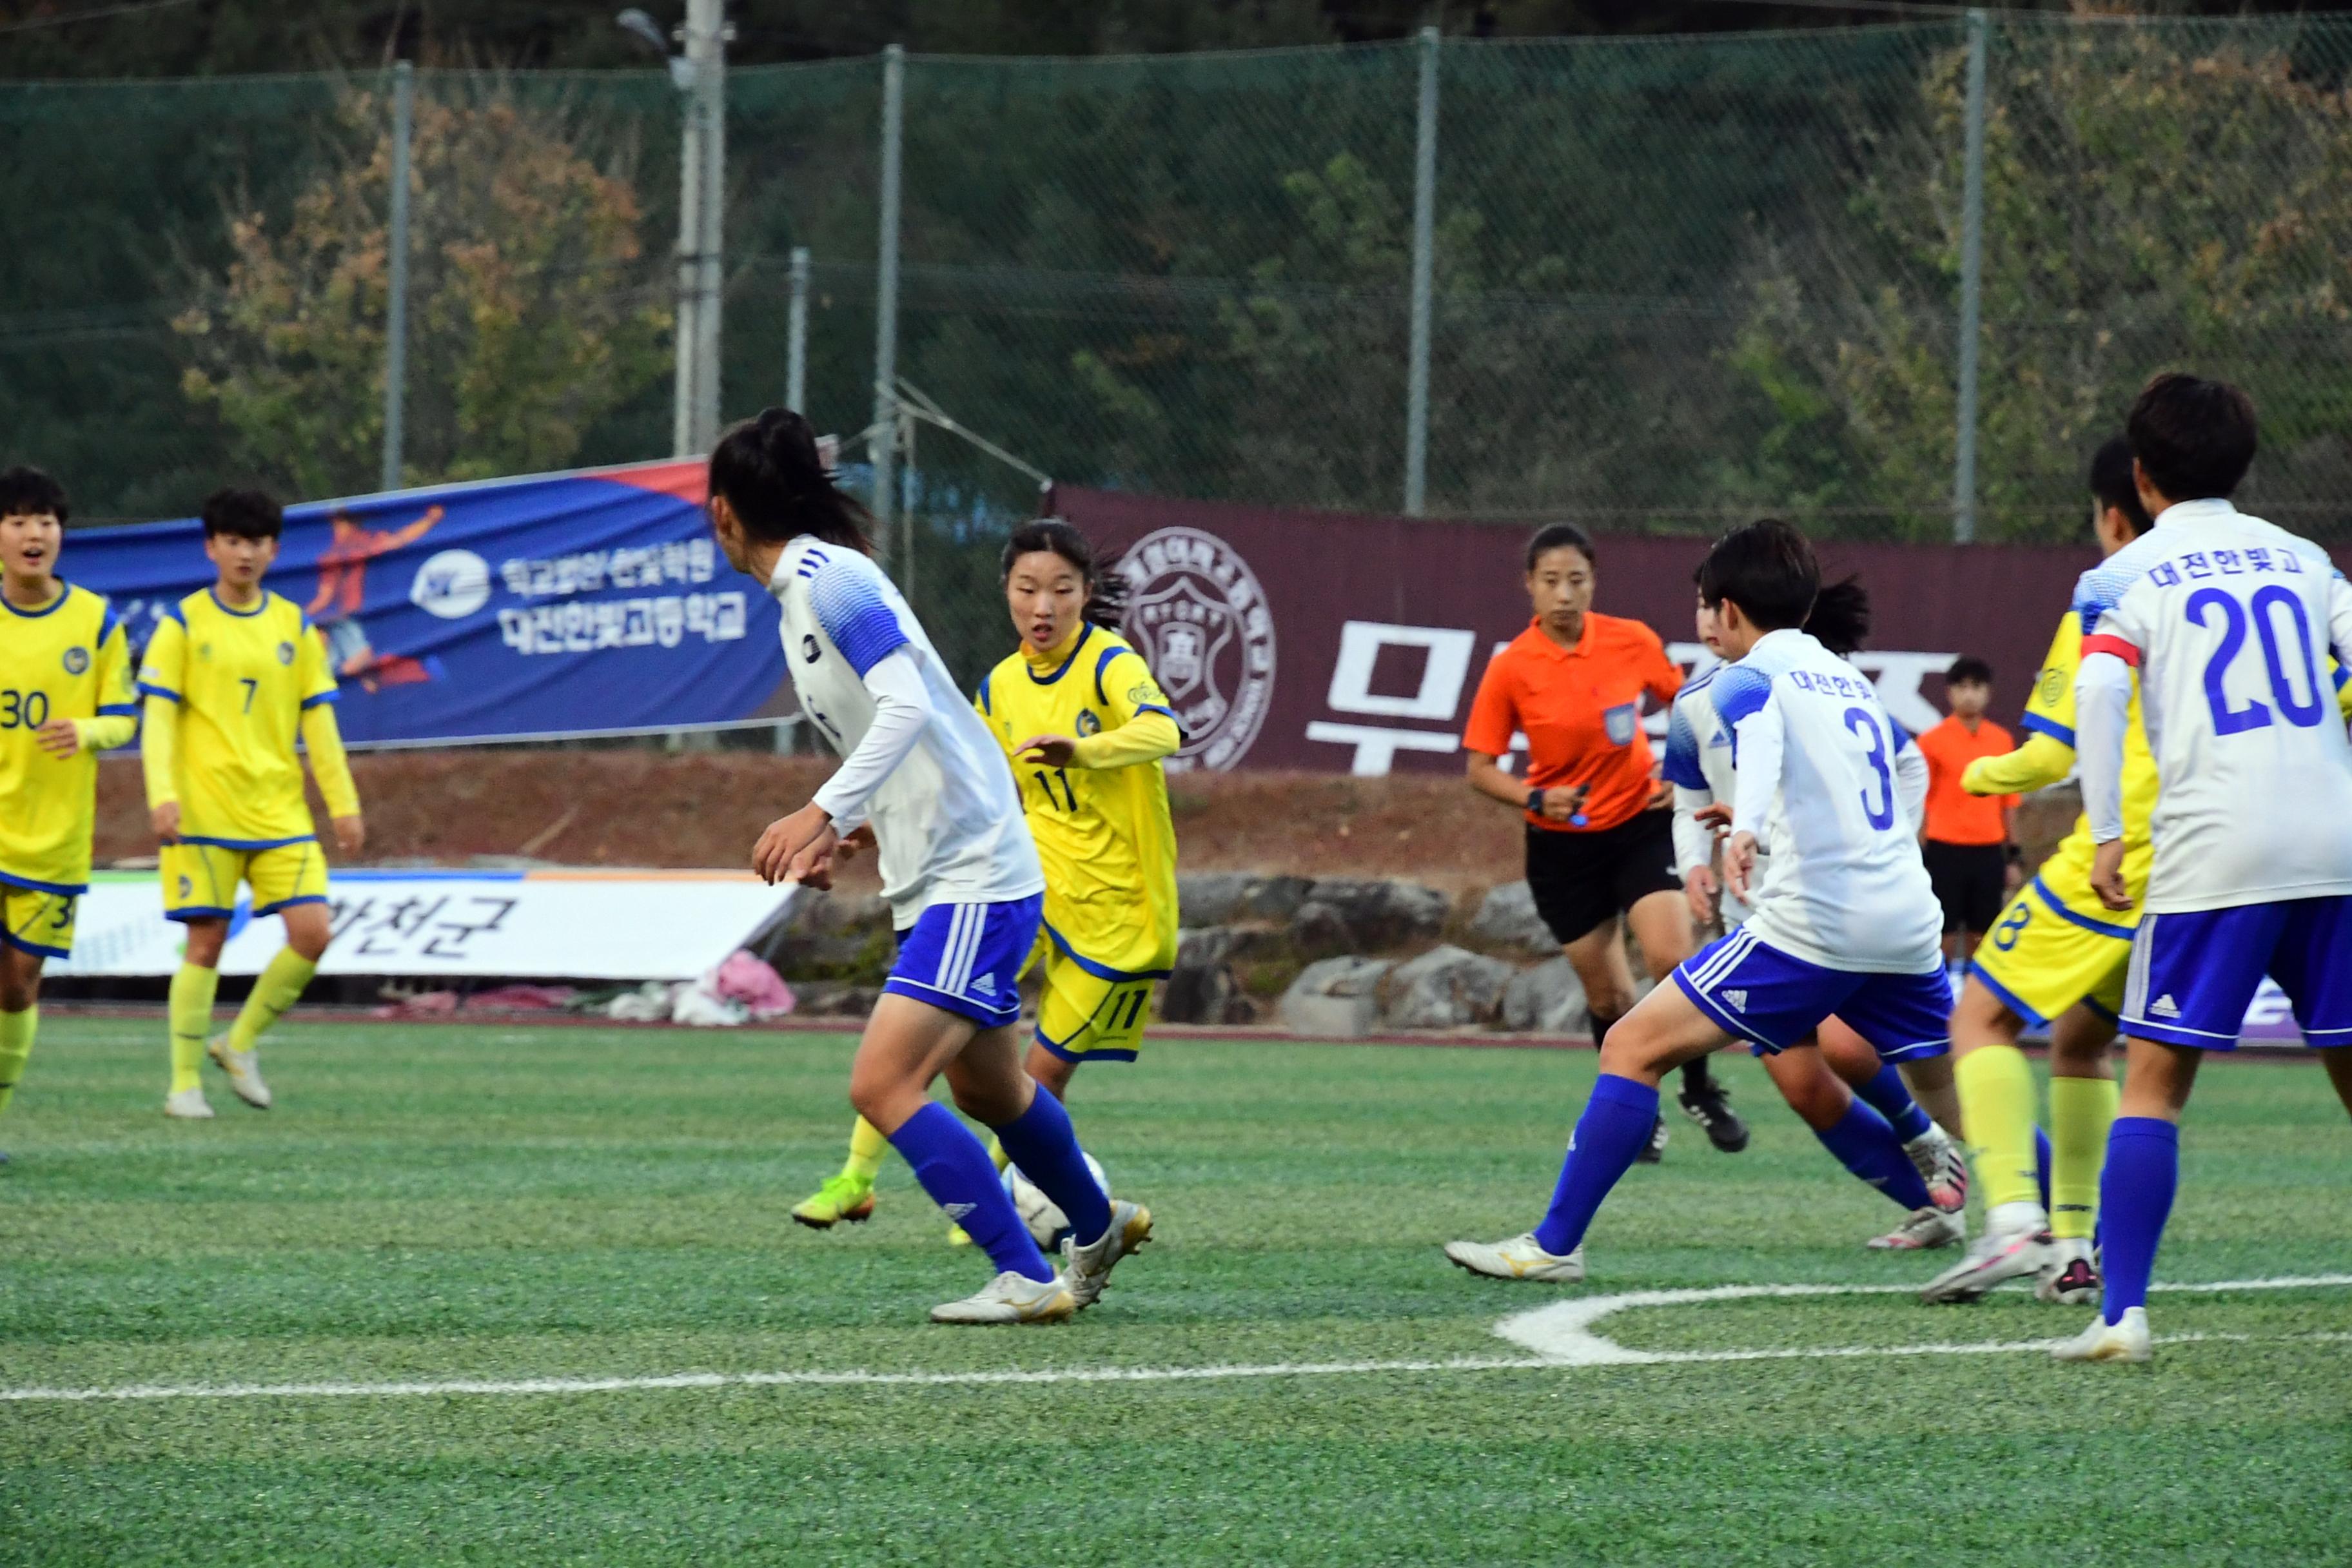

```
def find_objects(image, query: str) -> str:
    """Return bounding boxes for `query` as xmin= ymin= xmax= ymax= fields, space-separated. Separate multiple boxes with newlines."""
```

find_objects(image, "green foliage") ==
xmin=173 ymin=80 xmax=670 ymax=498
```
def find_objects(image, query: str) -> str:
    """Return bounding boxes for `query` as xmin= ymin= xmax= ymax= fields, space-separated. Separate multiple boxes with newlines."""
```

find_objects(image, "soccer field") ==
xmin=5 ymin=1017 xmax=2350 ymax=1566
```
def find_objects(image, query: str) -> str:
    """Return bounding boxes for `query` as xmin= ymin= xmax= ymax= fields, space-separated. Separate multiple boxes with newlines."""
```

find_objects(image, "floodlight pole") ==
xmin=786 ymin=245 xmax=810 ymax=413
xmin=382 ymin=60 xmax=415 ymax=493
xmin=1952 ymin=9 xmax=1989 ymax=544
xmin=872 ymin=44 xmax=906 ymax=541
xmin=670 ymin=0 xmax=727 ymax=457
xmin=1404 ymin=24 xmax=1439 ymax=517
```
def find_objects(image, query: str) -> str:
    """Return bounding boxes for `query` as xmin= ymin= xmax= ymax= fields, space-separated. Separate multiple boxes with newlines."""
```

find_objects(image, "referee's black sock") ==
xmin=1679 ymin=1056 xmax=1718 ymax=1095
xmin=1586 ymin=1007 xmax=1622 ymax=1050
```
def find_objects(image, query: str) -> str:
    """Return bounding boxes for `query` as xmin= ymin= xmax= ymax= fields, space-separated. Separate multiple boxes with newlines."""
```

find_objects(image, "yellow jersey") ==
xmin=975 ymin=624 xmax=1181 ymax=977
xmin=139 ymin=587 xmax=349 ymax=845
xmin=1970 ymin=603 xmax=2352 ymax=926
xmin=0 ymin=581 xmax=137 ymax=892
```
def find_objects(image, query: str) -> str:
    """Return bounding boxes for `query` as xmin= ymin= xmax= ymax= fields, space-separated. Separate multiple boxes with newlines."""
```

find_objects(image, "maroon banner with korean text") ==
xmin=1052 ymin=486 xmax=2101 ymax=776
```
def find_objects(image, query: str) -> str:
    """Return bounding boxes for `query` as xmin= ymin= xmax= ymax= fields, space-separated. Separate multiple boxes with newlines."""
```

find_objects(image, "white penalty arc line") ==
xmin=5 ymin=1273 xmax=2347 ymax=1406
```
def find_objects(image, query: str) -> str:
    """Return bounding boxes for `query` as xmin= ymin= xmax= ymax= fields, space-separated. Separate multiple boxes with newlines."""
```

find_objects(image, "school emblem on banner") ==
xmin=1119 ymin=525 xmax=1277 ymax=772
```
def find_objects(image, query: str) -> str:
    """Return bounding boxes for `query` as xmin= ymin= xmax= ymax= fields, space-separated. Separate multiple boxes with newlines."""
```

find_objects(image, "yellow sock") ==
xmin=843 ymin=1116 xmax=888 ymax=1182
xmin=2048 ymin=1074 xmax=2119 ymax=1241
xmin=169 ymin=963 xmax=219 ymax=1093
xmin=228 ymin=948 xmax=317 ymax=1054
xmin=0 ymin=1003 xmax=35 ymax=1118
xmin=1954 ymin=1043 xmax=2043 ymax=1217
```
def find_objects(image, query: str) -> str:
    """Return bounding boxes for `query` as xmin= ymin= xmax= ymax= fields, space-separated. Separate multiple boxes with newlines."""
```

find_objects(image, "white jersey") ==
xmin=1712 ymin=628 xmax=1943 ymax=973
xmin=1665 ymin=653 xmax=1926 ymax=934
xmin=768 ymin=538 xmax=1043 ymax=928
xmin=2075 ymin=498 xmax=2352 ymax=913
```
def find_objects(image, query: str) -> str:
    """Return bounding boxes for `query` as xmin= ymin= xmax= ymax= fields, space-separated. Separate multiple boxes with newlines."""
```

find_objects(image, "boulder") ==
xmin=789 ymin=981 xmax=882 ymax=1018
xmin=1502 ymin=956 xmax=1588 ymax=1035
xmin=1287 ymin=900 xmax=1354 ymax=961
xmin=1179 ymin=872 xmax=1315 ymax=927
xmin=1300 ymin=877 xmax=1449 ymax=950
xmin=1382 ymin=944 xmax=1513 ymax=1031
xmin=1472 ymin=881 xmax=1558 ymax=957
xmin=1160 ymin=926 xmax=1248 ymax=1025
xmin=1277 ymin=956 xmax=1395 ymax=1039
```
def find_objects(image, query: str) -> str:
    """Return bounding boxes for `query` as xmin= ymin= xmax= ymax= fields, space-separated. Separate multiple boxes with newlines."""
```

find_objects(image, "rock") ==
xmin=1382 ymin=944 xmax=1513 ymax=1030
xmin=790 ymin=981 xmax=881 ymax=1018
xmin=1287 ymin=900 xmax=1354 ymax=961
xmin=1161 ymin=927 xmax=1243 ymax=1025
xmin=1302 ymin=877 xmax=1449 ymax=950
xmin=789 ymin=890 xmax=894 ymax=937
xmin=1503 ymin=956 xmax=1588 ymax=1034
xmin=1179 ymin=872 xmax=1315 ymax=927
xmin=1277 ymin=955 xmax=1395 ymax=1039
xmin=1473 ymin=881 xmax=1558 ymax=957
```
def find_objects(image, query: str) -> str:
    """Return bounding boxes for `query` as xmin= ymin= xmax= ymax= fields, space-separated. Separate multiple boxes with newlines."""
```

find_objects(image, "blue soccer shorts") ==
xmin=883 ymin=894 xmax=1044 ymax=1030
xmin=2121 ymin=895 xmax=2352 ymax=1051
xmin=1672 ymin=926 xmax=1952 ymax=1063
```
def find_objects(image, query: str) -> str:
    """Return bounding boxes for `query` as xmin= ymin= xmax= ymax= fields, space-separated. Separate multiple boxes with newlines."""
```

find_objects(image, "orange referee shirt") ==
xmin=1463 ymin=612 xmax=1682 ymax=834
xmin=1916 ymin=715 xmax=2019 ymax=845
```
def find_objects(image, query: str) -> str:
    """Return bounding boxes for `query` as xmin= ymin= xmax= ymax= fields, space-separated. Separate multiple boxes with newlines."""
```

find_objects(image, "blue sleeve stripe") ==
xmin=99 ymin=601 xmax=123 ymax=643
xmin=1661 ymin=701 xmax=1707 ymax=789
xmin=98 ymin=703 xmax=140 ymax=717
xmin=137 ymin=681 xmax=181 ymax=702
xmin=162 ymin=601 xmax=185 ymax=627
xmin=1093 ymin=643 xmax=1128 ymax=707
xmin=976 ymin=672 xmax=993 ymax=714
xmin=301 ymin=690 xmax=339 ymax=709
xmin=807 ymin=560 xmax=912 ymax=678
xmin=2019 ymin=711 xmax=2075 ymax=747
xmin=1709 ymin=664 xmax=1774 ymax=728
xmin=2334 ymin=661 xmax=2350 ymax=693
xmin=1135 ymin=703 xmax=1179 ymax=723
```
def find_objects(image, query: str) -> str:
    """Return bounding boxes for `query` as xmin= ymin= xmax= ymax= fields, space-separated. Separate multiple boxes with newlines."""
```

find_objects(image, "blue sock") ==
xmin=1814 ymin=1097 xmax=1935 ymax=1211
xmin=1854 ymin=1064 xmax=1932 ymax=1144
xmin=1533 ymin=1074 xmax=1659 ymax=1257
xmin=992 ymin=1083 xmax=1112 ymax=1248
xmin=2035 ymin=1124 xmax=2054 ymax=1216
xmin=887 ymin=1102 xmax=1055 ymax=1283
xmin=2097 ymin=1117 xmax=2179 ymax=1326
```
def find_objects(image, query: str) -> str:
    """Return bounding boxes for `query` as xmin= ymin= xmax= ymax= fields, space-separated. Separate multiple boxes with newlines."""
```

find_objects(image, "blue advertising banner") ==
xmin=61 ymin=459 xmax=787 ymax=745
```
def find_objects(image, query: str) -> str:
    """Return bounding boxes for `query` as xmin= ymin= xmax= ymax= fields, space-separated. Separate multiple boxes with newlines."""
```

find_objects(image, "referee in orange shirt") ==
xmin=1915 ymin=656 xmax=2019 ymax=964
xmin=1464 ymin=524 xmax=1746 ymax=1159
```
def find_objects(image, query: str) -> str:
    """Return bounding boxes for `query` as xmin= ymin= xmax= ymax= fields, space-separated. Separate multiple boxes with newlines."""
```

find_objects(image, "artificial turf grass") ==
xmin=3 ymin=1015 xmax=2349 ymax=1567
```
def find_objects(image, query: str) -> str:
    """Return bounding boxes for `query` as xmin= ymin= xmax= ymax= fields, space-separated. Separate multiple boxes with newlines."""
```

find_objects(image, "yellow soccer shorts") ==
xmin=162 ymin=839 xmax=329 ymax=923
xmin=1027 ymin=933 xmax=1157 ymax=1064
xmin=1968 ymin=865 xmax=2134 ymax=1029
xmin=1 ymin=881 xmax=79 ymax=959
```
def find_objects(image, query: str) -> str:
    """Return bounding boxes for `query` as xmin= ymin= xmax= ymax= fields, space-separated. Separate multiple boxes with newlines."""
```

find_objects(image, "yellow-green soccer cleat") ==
xmin=206 ymin=1035 xmax=272 ymax=1110
xmin=792 ymin=1174 xmax=876 ymax=1230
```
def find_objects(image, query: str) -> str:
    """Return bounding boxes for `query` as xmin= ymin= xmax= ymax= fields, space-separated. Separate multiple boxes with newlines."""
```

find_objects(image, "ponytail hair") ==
xmin=1001 ymin=518 xmax=1128 ymax=629
xmin=1802 ymin=574 xmax=1872 ymax=658
xmin=708 ymin=407 xmax=876 ymax=554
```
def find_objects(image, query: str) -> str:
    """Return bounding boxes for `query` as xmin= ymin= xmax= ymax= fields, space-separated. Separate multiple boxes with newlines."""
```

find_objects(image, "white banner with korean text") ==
xmin=52 ymin=869 xmax=796 ymax=981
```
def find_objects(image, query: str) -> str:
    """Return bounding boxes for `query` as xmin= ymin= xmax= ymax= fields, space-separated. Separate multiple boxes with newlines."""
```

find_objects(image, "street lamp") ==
xmin=616 ymin=4 xmax=727 ymax=456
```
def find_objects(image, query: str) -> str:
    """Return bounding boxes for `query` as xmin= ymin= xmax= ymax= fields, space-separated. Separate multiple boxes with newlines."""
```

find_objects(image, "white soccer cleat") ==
xmin=1061 ymin=1199 xmax=1153 ymax=1311
xmin=2037 ymin=1237 xmax=2102 ymax=1306
xmin=1904 ymin=1126 xmax=1968 ymax=1214
xmin=206 ymin=1036 xmax=271 ymax=1110
xmin=162 ymin=1087 xmax=215 ymax=1120
xmin=2052 ymin=1306 xmax=2151 ymax=1364
xmin=1443 ymin=1233 xmax=1585 ymax=1284
xmin=1919 ymin=1217 xmax=2048 ymax=1303
xmin=928 ymin=1269 xmax=1076 ymax=1326
xmin=1868 ymin=1205 xmax=1966 ymax=1251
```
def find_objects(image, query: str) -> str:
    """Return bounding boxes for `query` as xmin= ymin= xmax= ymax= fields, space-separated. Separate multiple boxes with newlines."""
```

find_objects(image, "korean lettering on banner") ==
xmin=1300 ymin=620 xmax=1957 ymax=776
xmin=492 ymin=536 xmax=748 ymax=658
xmin=329 ymin=892 xmax=520 ymax=961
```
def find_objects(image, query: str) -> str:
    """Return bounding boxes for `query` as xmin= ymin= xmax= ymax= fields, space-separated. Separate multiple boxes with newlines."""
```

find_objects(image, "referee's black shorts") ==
xmin=1922 ymin=839 xmax=2007 ymax=936
xmin=1524 ymin=810 xmax=1681 ymax=948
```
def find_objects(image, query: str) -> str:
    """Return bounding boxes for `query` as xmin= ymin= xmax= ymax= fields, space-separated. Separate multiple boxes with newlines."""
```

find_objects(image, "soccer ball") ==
xmin=1001 ymin=1152 xmax=1110 ymax=1251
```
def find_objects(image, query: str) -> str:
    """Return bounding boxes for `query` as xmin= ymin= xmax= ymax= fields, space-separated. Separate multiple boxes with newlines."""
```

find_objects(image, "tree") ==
xmin=1735 ymin=15 xmax=2352 ymax=541
xmin=173 ymin=78 xmax=669 ymax=498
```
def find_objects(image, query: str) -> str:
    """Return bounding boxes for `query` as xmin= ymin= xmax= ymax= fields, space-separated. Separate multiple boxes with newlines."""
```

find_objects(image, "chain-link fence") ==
xmin=8 ymin=15 xmax=2352 ymax=685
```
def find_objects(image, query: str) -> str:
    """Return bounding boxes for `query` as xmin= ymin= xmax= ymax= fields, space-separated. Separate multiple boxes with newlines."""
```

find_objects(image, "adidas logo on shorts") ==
xmin=1723 ymin=989 xmax=1749 ymax=1012
xmin=2150 ymin=994 xmax=2182 ymax=1018
xmin=973 ymin=975 xmax=997 ymax=995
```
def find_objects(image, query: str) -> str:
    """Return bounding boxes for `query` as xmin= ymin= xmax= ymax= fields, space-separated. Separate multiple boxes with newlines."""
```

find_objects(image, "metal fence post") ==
xmin=1404 ymin=25 xmax=1439 ymax=518
xmin=690 ymin=0 xmax=726 ymax=452
xmin=381 ymin=59 xmax=414 ymax=493
xmin=786 ymin=245 xmax=810 ymax=413
xmin=871 ymin=44 xmax=906 ymax=538
xmin=1952 ymin=9 xmax=1989 ymax=544
xmin=671 ymin=37 xmax=703 ymax=456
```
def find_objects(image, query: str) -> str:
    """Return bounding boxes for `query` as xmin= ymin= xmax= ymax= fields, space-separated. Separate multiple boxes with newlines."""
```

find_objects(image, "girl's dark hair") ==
xmin=0 ymin=466 xmax=68 ymax=524
xmin=201 ymin=487 xmax=283 ymax=540
xmin=1525 ymin=522 xmax=1595 ymax=573
xmin=1001 ymin=518 xmax=1128 ymax=628
xmin=708 ymin=407 xmax=874 ymax=553
xmin=1803 ymin=576 xmax=1872 ymax=658
xmin=2089 ymin=435 xmax=2153 ymax=536
xmin=1695 ymin=517 xmax=1818 ymax=632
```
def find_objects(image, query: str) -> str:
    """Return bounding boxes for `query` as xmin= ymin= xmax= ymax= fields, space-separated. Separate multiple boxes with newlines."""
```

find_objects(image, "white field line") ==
xmin=5 ymin=1274 xmax=2347 ymax=1406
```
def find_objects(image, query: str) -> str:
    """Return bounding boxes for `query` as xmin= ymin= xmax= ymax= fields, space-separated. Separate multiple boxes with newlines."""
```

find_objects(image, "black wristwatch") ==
xmin=1526 ymin=787 xmax=1545 ymax=815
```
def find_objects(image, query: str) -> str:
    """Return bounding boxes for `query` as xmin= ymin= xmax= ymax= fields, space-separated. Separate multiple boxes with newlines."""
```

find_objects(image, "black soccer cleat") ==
xmin=1678 ymin=1080 xmax=1750 ymax=1153
xmin=1634 ymin=1113 xmax=1669 ymax=1164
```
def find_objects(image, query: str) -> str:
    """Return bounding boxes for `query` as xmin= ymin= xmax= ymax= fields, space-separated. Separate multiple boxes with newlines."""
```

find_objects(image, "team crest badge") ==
xmin=1603 ymin=701 xmax=1638 ymax=747
xmin=276 ymin=640 xmax=295 ymax=665
xmin=61 ymin=645 xmax=88 ymax=675
xmin=1075 ymin=709 xmax=1102 ymax=737
xmin=1119 ymin=526 xmax=1276 ymax=772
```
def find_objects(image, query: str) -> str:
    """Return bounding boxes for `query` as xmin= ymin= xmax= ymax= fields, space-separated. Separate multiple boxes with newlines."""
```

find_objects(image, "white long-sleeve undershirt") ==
xmin=2075 ymin=649 xmax=2134 ymax=845
xmin=1672 ymin=785 xmax=1715 ymax=877
xmin=810 ymin=647 xmax=931 ymax=832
